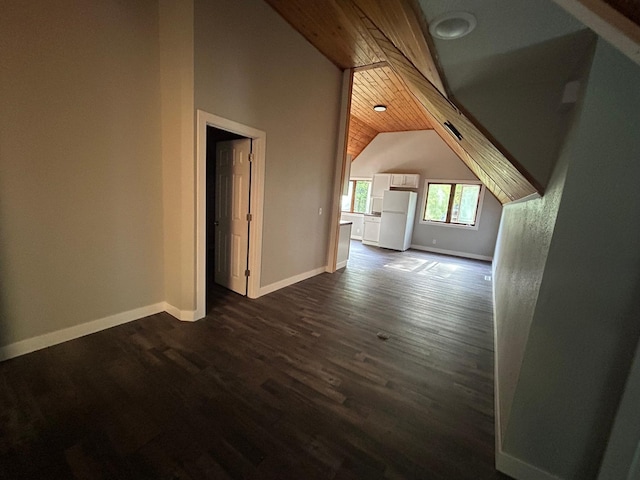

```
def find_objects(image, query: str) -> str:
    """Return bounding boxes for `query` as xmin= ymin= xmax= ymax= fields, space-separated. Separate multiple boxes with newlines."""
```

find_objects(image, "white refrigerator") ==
xmin=379 ymin=190 xmax=417 ymax=251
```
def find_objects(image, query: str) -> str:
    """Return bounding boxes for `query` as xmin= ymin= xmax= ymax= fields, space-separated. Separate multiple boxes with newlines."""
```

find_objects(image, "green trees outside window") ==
xmin=423 ymin=182 xmax=482 ymax=226
xmin=341 ymin=180 xmax=371 ymax=213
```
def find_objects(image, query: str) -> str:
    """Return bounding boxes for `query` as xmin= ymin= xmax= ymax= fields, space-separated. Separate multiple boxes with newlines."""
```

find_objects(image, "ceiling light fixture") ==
xmin=373 ymin=105 xmax=387 ymax=112
xmin=429 ymin=12 xmax=477 ymax=40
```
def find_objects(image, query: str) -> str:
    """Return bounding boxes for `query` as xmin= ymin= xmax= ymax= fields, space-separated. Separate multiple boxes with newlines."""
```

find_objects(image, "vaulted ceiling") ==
xmin=264 ymin=0 xmax=540 ymax=204
xmin=264 ymin=0 xmax=445 ymax=160
xmin=265 ymin=0 xmax=640 ymax=203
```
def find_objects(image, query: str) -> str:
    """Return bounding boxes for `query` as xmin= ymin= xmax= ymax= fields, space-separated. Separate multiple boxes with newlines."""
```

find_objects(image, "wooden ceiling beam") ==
xmin=353 ymin=4 xmax=539 ymax=204
xmin=351 ymin=0 xmax=446 ymax=95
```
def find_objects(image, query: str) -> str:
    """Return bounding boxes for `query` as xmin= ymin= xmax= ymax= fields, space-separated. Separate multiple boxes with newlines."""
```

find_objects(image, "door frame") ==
xmin=196 ymin=110 xmax=266 ymax=316
xmin=326 ymin=68 xmax=354 ymax=272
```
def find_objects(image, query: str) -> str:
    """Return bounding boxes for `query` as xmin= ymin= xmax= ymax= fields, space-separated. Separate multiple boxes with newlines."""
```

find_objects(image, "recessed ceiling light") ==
xmin=373 ymin=105 xmax=387 ymax=112
xmin=429 ymin=12 xmax=477 ymax=40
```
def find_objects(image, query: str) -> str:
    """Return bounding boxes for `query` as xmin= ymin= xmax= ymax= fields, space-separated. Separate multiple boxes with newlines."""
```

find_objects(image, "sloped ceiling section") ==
xmin=347 ymin=114 xmax=377 ymax=159
xmin=263 ymin=0 xmax=440 ymax=160
xmin=347 ymin=64 xmax=433 ymax=159
xmin=264 ymin=0 xmax=539 ymax=204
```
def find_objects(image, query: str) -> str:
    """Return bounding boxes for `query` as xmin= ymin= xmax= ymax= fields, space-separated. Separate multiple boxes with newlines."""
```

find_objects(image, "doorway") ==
xmin=206 ymin=127 xmax=250 ymax=309
xmin=196 ymin=111 xmax=266 ymax=319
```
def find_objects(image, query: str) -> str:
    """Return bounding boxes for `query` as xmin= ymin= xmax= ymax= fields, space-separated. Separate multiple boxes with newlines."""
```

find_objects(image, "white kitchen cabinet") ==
xmin=371 ymin=174 xmax=391 ymax=197
xmin=370 ymin=196 xmax=383 ymax=214
xmin=390 ymin=173 xmax=420 ymax=188
xmin=362 ymin=215 xmax=381 ymax=246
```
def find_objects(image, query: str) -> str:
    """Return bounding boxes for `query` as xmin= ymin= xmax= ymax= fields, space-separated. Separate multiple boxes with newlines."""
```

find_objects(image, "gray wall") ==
xmin=350 ymin=130 xmax=502 ymax=259
xmin=448 ymin=25 xmax=610 ymax=478
xmin=503 ymin=40 xmax=640 ymax=479
xmin=0 ymin=0 xmax=343 ymax=349
xmin=194 ymin=0 xmax=342 ymax=286
xmin=0 ymin=0 xmax=164 ymax=346
xmin=454 ymin=30 xmax=595 ymax=189
xmin=445 ymin=23 xmax=640 ymax=478
xmin=492 ymin=132 xmax=570 ymax=441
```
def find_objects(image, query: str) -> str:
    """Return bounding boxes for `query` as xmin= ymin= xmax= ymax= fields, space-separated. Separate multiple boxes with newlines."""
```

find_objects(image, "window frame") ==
xmin=341 ymin=178 xmax=372 ymax=214
xmin=419 ymin=179 xmax=485 ymax=230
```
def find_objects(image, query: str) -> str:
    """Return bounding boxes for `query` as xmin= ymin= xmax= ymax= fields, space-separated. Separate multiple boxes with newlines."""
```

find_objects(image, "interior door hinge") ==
xmin=246 ymin=213 xmax=252 ymax=221
xmin=245 ymin=269 xmax=251 ymax=277
xmin=248 ymin=153 xmax=254 ymax=162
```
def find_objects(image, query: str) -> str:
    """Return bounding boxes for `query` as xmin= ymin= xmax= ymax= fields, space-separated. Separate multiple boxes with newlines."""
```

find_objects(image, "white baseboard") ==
xmin=336 ymin=260 xmax=348 ymax=269
xmin=410 ymin=244 xmax=493 ymax=262
xmin=258 ymin=266 xmax=326 ymax=297
xmin=0 ymin=302 xmax=166 ymax=362
xmin=350 ymin=235 xmax=363 ymax=240
xmin=496 ymin=450 xmax=563 ymax=480
xmin=162 ymin=302 xmax=199 ymax=322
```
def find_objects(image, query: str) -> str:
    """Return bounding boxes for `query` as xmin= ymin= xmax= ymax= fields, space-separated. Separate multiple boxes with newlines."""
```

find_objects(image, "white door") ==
xmin=214 ymin=138 xmax=251 ymax=295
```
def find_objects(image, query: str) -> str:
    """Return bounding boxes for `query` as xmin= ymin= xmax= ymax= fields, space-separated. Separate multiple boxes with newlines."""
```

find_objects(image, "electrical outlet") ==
xmin=319 ymin=207 xmax=323 ymax=215
xmin=432 ymin=239 xmax=437 ymax=245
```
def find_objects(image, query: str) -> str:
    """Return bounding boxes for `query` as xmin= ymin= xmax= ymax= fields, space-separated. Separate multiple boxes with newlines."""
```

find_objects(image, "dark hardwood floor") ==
xmin=0 ymin=241 xmax=511 ymax=479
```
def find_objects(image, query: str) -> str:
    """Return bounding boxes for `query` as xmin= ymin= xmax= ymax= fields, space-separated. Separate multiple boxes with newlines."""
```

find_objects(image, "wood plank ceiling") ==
xmin=348 ymin=65 xmax=433 ymax=158
xmin=264 ymin=0 xmax=540 ymax=203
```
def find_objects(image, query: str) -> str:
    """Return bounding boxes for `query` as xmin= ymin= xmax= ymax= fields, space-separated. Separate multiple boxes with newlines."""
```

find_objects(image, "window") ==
xmin=422 ymin=180 xmax=483 ymax=227
xmin=341 ymin=179 xmax=371 ymax=213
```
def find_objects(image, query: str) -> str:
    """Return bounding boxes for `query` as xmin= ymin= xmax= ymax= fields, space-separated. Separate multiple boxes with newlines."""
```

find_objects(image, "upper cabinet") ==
xmin=390 ymin=174 xmax=420 ymax=189
xmin=372 ymin=173 xmax=420 ymax=198
xmin=371 ymin=173 xmax=392 ymax=197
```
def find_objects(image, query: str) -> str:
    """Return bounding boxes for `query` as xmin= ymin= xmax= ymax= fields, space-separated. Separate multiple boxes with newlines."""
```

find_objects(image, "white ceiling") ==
xmin=418 ymin=0 xmax=588 ymax=91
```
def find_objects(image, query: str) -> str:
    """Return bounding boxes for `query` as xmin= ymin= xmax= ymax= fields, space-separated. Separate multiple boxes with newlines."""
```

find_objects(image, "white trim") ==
xmin=496 ymin=450 xmax=564 ymax=480
xmin=598 ymin=336 xmax=640 ymax=479
xmin=327 ymin=69 xmax=353 ymax=274
xmin=336 ymin=260 xmax=348 ymax=269
xmin=410 ymin=244 xmax=493 ymax=262
xmin=196 ymin=110 xmax=266 ymax=316
xmin=258 ymin=267 xmax=326 ymax=297
xmin=419 ymin=179 xmax=486 ymax=230
xmin=350 ymin=234 xmax=363 ymax=241
xmin=162 ymin=302 xmax=198 ymax=322
xmin=0 ymin=303 xmax=166 ymax=362
xmin=419 ymin=220 xmax=481 ymax=231
xmin=505 ymin=192 xmax=542 ymax=206
xmin=552 ymin=0 xmax=640 ymax=67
